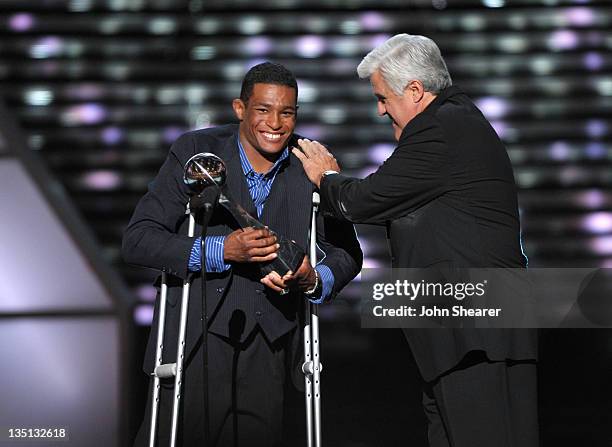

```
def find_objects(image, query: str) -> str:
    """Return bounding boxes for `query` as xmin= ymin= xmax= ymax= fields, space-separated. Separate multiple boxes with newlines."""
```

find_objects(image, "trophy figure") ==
xmin=183 ymin=152 xmax=306 ymax=276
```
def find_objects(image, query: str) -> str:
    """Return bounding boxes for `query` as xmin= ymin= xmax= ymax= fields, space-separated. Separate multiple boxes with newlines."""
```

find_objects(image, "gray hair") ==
xmin=357 ymin=34 xmax=452 ymax=95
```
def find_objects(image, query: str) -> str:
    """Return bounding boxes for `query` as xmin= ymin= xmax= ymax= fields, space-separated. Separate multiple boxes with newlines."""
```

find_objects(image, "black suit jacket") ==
xmin=320 ymin=86 xmax=536 ymax=381
xmin=123 ymin=124 xmax=362 ymax=376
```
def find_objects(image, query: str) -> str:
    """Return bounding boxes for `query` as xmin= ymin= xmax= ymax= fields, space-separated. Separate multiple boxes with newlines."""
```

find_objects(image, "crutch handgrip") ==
xmin=153 ymin=363 xmax=177 ymax=379
xmin=301 ymin=361 xmax=323 ymax=376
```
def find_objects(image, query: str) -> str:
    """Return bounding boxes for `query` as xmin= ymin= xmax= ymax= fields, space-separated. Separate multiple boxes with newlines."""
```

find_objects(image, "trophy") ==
xmin=183 ymin=152 xmax=305 ymax=276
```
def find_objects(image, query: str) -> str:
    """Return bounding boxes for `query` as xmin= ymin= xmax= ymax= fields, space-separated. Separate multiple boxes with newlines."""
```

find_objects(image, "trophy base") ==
xmin=260 ymin=236 xmax=305 ymax=277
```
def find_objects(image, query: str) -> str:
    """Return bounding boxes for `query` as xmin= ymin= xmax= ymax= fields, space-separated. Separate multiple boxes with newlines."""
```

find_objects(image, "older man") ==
xmin=294 ymin=35 xmax=538 ymax=447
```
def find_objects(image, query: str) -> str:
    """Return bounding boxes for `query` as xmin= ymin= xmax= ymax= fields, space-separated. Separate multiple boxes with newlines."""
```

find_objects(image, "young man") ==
xmin=124 ymin=62 xmax=362 ymax=446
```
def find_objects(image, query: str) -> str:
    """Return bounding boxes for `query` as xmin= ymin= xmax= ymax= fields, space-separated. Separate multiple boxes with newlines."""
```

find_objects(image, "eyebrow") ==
xmin=253 ymin=102 xmax=297 ymax=111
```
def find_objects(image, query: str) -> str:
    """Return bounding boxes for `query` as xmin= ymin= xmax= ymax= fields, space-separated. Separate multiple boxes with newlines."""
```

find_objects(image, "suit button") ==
xmin=255 ymin=311 xmax=262 ymax=317
xmin=255 ymin=289 xmax=263 ymax=294
xmin=216 ymin=287 xmax=224 ymax=293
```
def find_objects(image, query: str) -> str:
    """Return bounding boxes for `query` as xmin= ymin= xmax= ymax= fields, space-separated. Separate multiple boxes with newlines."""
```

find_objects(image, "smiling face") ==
xmin=370 ymin=70 xmax=422 ymax=141
xmin=232 ymin=83 xmax=297 ymax=170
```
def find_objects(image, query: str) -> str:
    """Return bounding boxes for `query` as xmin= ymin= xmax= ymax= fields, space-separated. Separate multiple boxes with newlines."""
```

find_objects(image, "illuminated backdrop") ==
xmin=1 ymin=0 xmax=611 ymax=325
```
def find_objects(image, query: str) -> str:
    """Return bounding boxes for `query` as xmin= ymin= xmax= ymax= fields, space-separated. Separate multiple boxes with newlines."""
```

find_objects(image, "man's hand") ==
xmin=260 ymin=256 xmax=316 ymax=294
xmin=224 ymin=227 xmax=279 ymax=263
xmin=292 ymin=139 xmax=340 ymax=188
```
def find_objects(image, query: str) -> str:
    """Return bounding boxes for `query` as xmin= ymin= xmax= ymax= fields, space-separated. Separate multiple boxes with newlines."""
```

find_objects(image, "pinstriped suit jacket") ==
xmin=123 ymin=124 xmax=362 ymax=375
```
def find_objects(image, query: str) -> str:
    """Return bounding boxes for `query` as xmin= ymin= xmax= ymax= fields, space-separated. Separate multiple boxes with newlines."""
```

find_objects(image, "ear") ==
xmin=232 ymin=99 xmax=245 ymax=121
xmin=405 ymin=80 xmax=425 ymax=103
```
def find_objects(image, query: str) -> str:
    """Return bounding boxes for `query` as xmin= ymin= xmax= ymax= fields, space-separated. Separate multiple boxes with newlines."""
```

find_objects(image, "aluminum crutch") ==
xmin=149 ymin=204 xmax=195 ymax=447
xmin=303 ymin=191 xmax=323 ymax=447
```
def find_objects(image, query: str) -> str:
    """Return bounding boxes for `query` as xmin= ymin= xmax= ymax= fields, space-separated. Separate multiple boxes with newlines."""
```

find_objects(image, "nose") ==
xmin=266 ymin=112 xmax=282 ymax=130
xmin=377 ymin=101 xmax=386 ymax=117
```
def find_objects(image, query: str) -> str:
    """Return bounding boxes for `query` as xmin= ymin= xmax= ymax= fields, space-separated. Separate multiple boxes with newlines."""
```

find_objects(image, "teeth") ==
xmin=262 ymin=132 xmax=281 ymax=141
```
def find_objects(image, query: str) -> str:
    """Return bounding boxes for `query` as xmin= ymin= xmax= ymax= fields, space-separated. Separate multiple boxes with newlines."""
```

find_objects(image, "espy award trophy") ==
xmin=183 ymin=152 xmax=306 ymax=276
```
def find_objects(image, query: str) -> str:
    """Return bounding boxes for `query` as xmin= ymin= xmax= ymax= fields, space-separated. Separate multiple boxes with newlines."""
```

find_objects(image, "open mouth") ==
xmin=260 ymin=132 xmax=284 ymax=142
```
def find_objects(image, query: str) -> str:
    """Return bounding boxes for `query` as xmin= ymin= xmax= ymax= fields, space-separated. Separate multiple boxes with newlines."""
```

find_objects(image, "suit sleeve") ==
xmin=122 ymin=133 xmax=196 ymax=280
xmin=320 ymin=119 xmax=450 ymax=226
xmin=314 ymin=213 xmax=363 ymax=301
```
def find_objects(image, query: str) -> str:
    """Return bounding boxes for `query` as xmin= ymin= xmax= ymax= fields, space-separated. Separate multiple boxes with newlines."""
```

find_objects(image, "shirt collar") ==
xmin=237 ymin=137 xmax=289 ymax=179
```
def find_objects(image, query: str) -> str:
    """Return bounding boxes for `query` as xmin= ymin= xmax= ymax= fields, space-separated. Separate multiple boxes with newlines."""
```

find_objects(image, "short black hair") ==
xmin=240 ymin=62 xmax=298 ymax=103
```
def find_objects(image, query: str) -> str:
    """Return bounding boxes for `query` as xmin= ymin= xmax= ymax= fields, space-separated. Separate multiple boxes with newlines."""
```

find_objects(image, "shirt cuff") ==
xmin=308 ymin=264 xmax=335 ymax=304
xmin=188 ymin=236 xmax=231 ymax=273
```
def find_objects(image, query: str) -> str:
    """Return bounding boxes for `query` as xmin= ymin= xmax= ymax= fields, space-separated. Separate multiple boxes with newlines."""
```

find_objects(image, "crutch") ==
xmin=149 ymin=203 xmax=195 ymax=447
xmin=303 ymin=191 xmax=323 ymax=447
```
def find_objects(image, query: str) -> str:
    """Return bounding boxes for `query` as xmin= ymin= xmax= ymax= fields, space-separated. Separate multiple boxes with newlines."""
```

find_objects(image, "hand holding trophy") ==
xmin=183 ymin=152 xmax=306 ymax=276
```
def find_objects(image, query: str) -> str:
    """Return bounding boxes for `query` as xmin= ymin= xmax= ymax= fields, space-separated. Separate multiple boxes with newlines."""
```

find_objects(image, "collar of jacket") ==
xmin=397 ymin=85 xmax=464 ymax=141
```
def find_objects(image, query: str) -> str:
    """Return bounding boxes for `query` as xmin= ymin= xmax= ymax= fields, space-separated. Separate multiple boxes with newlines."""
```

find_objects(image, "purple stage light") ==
xmin=584 ymin=52 xmax=604 ymax=71
xmin=9 ymin=13 xmax=34 ymax=32
xmin=370 ymin=34 xmax=391 ymax=49
xmin=590 ymin=236 xmax=612 ymax=256
xmin=585 ymin=142 xmax=606 ymax=159
xmin=490 ymin=121 xmax=507 ymax=139
xmin=62 ymin=103 xmax=107 ymax=125
xmin=101 ymin=127 xmax=123 ymax=145
xmin=585 ymin=119 xmax=607 ymax=138
xmin=549 ymin=141 xmax=571 ymax=161
xmin=548 ymin=30 xmax=578 ymax=51
xmin=134 ymin=304 xmax=154 ymax=325
xmin=295 ymin=125 xmax=324 ymax=141
xmin=163 ymin=126 xmax=185 ymax=144
xmin=580 ymin=190 xmax=606 ymax=209
xmin=582 ymin=212 xmax=612 ymax=235
xmin=296 ymin=36 xmax=325 ymax=58
xmin=360 ymin=12 xmax=386 ymax=31
xmin=136 ymin=284 xmax=157 ymax=302
xmin=475 ymin=96 xmax=509 ymax=120
xmin=245 ymin=37 xmax=272 ymax=56
xmin=81 ymin=170 xmax=122 ymax=191
xmin=565 ymin=7 xmax=595 ymax=26
xmin=368 ymin=143 xmax=395 ymax=164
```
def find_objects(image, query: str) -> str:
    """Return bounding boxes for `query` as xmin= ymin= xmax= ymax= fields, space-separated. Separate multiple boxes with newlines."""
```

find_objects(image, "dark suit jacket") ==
xmin=123 ymin=124 xmax=362 ymax=377
xmin=319 ymin=86 xmax=537 ymax=381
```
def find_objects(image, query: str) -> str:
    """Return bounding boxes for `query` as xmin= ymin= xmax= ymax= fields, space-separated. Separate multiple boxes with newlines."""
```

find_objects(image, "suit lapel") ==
xmin=217 ymin=131 xmax=258 ymax=219
xmin=260 ymin=153 xmax=312 ymax=250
